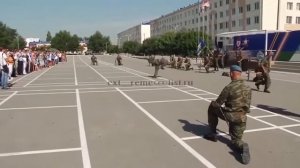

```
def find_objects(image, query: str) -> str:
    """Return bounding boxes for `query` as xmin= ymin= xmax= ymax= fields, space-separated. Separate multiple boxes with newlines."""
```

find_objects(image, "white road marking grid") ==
xmin=0 ymin=55 xmax=298 ymax=168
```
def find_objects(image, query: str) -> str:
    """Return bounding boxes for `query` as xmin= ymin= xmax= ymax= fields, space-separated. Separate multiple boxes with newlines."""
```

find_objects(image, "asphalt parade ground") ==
xmin=0 ymin=55 xmax=299 ymax=168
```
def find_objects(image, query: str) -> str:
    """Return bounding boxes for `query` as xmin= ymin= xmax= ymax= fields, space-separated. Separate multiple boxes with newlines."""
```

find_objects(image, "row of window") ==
xmin=158 ymin=1 xmax=260 ymax=25
xmin=214 ymin=0 xmax=260 ymax=9
xmin=153 ymin=16 xmax=260 ymax=33
xmin=286 ymin=16 xmax=300 ymax=24
xmin=287 ymin=2 xmax=300 ymax=10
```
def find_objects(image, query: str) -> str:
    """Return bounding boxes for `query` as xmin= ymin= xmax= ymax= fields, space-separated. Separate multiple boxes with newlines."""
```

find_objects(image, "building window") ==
xmin=232 ymin=8 xmax=236 ymax=15
xmin=220 ymin=11 xmax=223 ymax=18
xmin=239 ymin=19 xmax=243 ymax=26
xmin=205 ymin=16 xmax=207 ymax=21
xmin=287 ymin=2 xmax=293 ymax=10
xmin=220 ymin=23 xmax=224 ymax=29
xmin=220 ymin=0 xmax=223 ymax=7
xmin=232 ymin=0 xmax=236 ymax=3
xmin=296 ymin=17 xmax=300 ymax=24
xmin=255 ymin=2 xmax=260 ymax=10
xmin=210 ymin=14 xmax=212 ymax=20
xmin=214 ymin=24 xmax=217 ymax=30
xmin=232 ymin=20 xmax=236 ymax=27
xmin=254 ymin=16 xmax=260 ymax=24
xmin=247 ymin=4 xmax=251 ymax=11
xmin=225 ymin=22 xmax=228 ymax=28
xmin=215 ymin=13 xmax=218 ymax=19
xmin=214 ymin=2 xmax=217 ymax=8
xmin=226 ymin=0 xmax=229 ymax=5
xmin=226 ymin=10 xmax=229 ymax=16
xmin=239 ymin=6 xmax=244 ymax=13
xmin=286 ymin=16 xmax=292 ymax=23
xmin=247 ymin=18 xmax=251 ymax=25
xmin=297 ymin=3 xmax=300 ymax=10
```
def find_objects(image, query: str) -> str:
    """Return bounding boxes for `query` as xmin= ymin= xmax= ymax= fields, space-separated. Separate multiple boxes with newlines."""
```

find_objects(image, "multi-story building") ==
xmin=118 ymin=0 xmax=300 ymax=49
xmin=117 ymin=23 xmax=150 ymax=47
xmin=150 ymin=0 xmax=300 ymax=46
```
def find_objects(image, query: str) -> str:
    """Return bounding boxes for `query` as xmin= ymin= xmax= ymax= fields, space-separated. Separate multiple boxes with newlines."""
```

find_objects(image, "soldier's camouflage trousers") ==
xmin=208 ymin=103 xmax=247 ymax=149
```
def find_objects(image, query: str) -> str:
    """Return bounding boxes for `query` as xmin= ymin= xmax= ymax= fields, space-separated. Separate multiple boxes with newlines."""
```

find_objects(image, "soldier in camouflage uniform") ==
xmin=115 ymin=54 xmax=123 ymax=65
xmin=153 ymin=57 xmax=169 ymax=78
xmin=255 ymin=60 xmax=271 ymax=93
xmin=184 ymin=57 xmax=193 ymax=70
xmin=176 ymin=56 xmax=183 ymax=69
xmin=203 ymin=65 xmax=251 ymax=165
xmin=170 ymin=55 xmax=176 ymax=68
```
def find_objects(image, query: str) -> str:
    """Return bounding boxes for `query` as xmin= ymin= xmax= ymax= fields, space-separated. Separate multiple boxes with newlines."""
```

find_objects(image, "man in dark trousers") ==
xmin=153 ymin=57 xmax=168 ymax=78
xmin=255 ymin=60 xmax=271 ymax=93
xmin=203 ymin=65 xmax=252 ymax=165
xmin=115 ymin=54 xmax=123 ymax=65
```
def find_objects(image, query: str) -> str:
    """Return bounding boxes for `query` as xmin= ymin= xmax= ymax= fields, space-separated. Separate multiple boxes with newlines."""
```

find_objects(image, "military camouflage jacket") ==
xmin=215 ymin=79 xmax=251 ymax=113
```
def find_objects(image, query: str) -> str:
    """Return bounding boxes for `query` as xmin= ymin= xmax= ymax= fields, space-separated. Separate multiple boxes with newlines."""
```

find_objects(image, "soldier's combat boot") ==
xmin=203 ymin=129 xmax=217 ymax=142
xmin=241 ymin=143 xmax=250 ymax=165
xmin=255 ymin=84 xmax=260 ymax=90
xmin=264 ymin=89 xmax=270 ymax=93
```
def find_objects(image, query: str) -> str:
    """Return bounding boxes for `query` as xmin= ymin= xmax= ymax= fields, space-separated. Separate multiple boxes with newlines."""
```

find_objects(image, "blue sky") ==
xmin=0 ymin=0 xmax=197 ymax=44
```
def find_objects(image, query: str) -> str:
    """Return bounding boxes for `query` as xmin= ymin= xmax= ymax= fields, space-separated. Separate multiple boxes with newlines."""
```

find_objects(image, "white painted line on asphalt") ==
xmin=185 ymin=85 xmax=300 ymax=123
xmin=194 ymin=93 xmax=211 ymax=96
xmin=250 ymin=107 xmax=257 ymax=109
xmin=13 ymin=72 xmax=34 ymax=83
xmin=181 ymin=124 xmax=300 ymax=141
xmin=116 ymin=87 xmax=216 ymax=168
xmin=248 ymin=115 xmax=300 ymax=137
xmin=23 ymin=67 xmax=53 ymax=87
xmin=0 ymin=148 xmax=82 ymax=157
xmin=172 ymin=85 xmax=300 ymax=137
xmin=31 ymin=78 xmax=75 ymax=80
xmin=29 ymin=82 xmax=75 ymax=86
xmin=271 ymin=70 xmax=300 ymax=76
xmin=105 ymin=76 xmax=140 ymax=78
xmin=138 ymin=99 xmax=201 ymax=104
xmin=16 ymin=91 xmax=75 ymax=96
xmin=0 ymin=91 xmax=18 ymax=107
xmin=80 ymin=90 xmax=118 ymax=94
xmin=254 ymin=114 xmax=279 ymax=119
xmin=76 ymin=89 xmax=91 ymax=168
xmin=206 ymin=98 xmax=217 ymax=100
xmin=73 ymin=56 xmax=78 ymax=85
xmin=122 ymin=87 xmax=173 ymax=92
xmin=0 ymin=105 xmax=77 ymax=111
xmin=79 ymin=56 xmax=110 ymax=83
xmin=100 ymin=72 xmax=128 ymax=74
xmin=271 ymin=78 xmax=300 ymax=84
xmin=43 ymin=73 xmax=74 ymax=76
xmin=78 ymin=81 xmax=107 ymax=84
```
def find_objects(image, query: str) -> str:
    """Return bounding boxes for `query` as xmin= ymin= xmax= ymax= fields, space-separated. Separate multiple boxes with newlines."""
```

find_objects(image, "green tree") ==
xmin=0 ymin=22 xmax=25 ymax=50
xmin=88 ymin=31 xmax=110 ymax=53
xmin=51 ymin=30 xmax=79 ymax=52
xmin=46 ymin=31 xmax=52 ymax=42
xmin=122 ymin=41 xmax=141 ymax=55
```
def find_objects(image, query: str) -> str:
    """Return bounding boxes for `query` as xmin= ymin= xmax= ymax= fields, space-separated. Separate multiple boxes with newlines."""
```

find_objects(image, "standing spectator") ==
xmin=0 ymin=48 xmax=9 ymax=89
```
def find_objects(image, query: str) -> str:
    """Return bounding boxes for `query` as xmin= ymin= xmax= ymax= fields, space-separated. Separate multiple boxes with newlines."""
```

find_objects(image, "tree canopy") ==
xmin=0 ymin=22 xmax=26 ymax=50
xmin=51 ymin=30 xmax=79 ymax=52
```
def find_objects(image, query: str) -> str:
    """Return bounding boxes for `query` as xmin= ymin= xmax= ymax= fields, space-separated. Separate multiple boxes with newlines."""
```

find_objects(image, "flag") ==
xmin=201 ymin=0 xmax=210 ymax=10
xmin=197 ymin=40 xmax=206 ymax=56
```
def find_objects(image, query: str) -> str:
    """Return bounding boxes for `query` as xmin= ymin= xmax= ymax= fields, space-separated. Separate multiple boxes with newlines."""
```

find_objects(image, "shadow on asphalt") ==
xmin=178 ymin=119 xmax=243 ymax=164
xmin=257 ymin=104 xmax=300 ymax=118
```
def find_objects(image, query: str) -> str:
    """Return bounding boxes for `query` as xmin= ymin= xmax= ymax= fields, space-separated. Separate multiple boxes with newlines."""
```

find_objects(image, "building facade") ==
xmin=117 ymin=23 xmax=150 ymax=47
xmin=117 ymin=0 xmax=300 ymax=49
xmin=149 ymin=0 xmax=300 ymax=45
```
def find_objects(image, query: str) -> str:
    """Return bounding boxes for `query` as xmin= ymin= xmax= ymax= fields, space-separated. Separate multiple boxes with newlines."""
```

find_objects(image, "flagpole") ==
xmin=197 ymin=0 xmax=201 ymax=63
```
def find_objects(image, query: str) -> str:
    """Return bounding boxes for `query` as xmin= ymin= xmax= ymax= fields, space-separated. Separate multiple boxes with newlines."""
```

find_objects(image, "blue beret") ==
xmin=230 ymin=65 xmax=242 ymax=72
